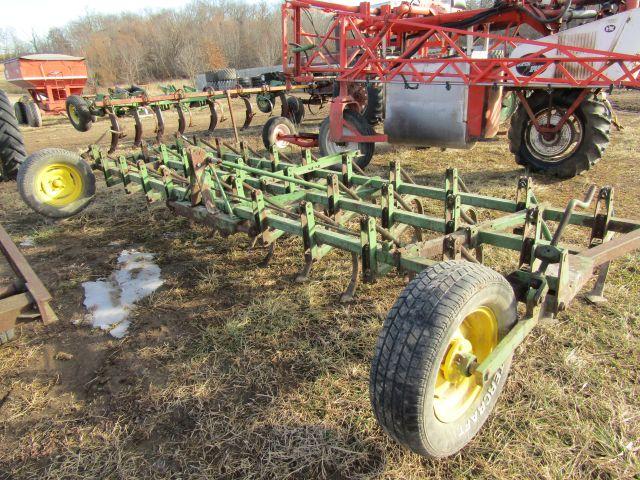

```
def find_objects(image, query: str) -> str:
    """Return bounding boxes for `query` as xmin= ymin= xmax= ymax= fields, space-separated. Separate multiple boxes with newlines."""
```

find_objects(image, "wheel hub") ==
xmin=35 ymin=164 xmax=83 ymax=207
xmin=526 ymin=109 xmax=582 ymax=162
xmin=434 ymin=306 xmax=498 ymax=423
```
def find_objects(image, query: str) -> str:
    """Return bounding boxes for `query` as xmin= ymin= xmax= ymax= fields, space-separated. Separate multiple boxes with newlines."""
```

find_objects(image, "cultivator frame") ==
xmin=83 ymin=138 xmax=640 ymax=377
xmin=79 ymin=83 xmax=319 ymax=153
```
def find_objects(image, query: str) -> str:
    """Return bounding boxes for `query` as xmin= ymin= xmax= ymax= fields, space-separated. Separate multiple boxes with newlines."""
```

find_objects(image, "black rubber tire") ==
xmin=262 ymin=116 xmax=297 ymax=150
xmin=17 ymin=148 xmax=96 ymax=219
xmin=215 ymin=68 xmax=237 ymax=81
xmin=24 ymin=100 xmax=42 ymax=128
xmin=319 ymin=109 xmax=375 ymax=170
xmin=0 ymin=328 xmax=15 ymax=345
xmin=508 ymin=90 xmax=611 ymax=178
xmin=362 ymin=83 xmax=384 ymax=125
xmin=283 ymin=96 xmax=305 ymax=125
xmin=0 ymin=89 xmax=26 ymax=181
xmin=333 ymin=82 xmax=385 ymax=125
xmin=128 ymin=85 xmax=146 ymax=96
xmin=370 ymin=261 xmax=517 ymax=458
xmin=251 ymin=75 xmax=265 ymax=87
xmin=14 ymin=101 xmax=27 ymax=125
xmin=66 ymin=96 xmax=93 ymax=132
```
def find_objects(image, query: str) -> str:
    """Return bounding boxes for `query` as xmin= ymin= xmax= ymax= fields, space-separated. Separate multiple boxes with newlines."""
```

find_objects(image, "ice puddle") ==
xmin=82 ymin=250 xmax=163 ymax=338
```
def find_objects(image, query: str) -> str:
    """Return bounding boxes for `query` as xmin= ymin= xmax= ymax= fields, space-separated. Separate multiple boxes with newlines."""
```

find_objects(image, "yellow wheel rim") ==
xmin=434 ymin=306 xmax=498 ymax=423
xmin=34 ymin=163 xmax=84 ymax=207
xmin=68 ymin=104 xmax=79 ymax=123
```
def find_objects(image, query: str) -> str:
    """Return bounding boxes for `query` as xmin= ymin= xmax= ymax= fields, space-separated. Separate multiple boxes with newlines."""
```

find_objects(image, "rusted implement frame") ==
xmin=91 ymin=84 xmax=308 ymax=152
xmin=85 ymin=141 xmax=640 ymax=385
xmin=0 ymin=223 xmax=57 ymax=335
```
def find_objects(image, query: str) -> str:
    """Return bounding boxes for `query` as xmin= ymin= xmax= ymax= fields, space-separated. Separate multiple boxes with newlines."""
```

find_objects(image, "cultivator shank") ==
xmin=74 ymin=84 xmax=311 ymax=153
xmin=85 ymin=140 xmax=639 ymax=310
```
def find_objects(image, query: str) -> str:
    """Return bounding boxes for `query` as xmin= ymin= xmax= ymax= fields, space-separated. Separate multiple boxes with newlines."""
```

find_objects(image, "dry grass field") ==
xmin=0 ymin=91 xmax=639 ymax=479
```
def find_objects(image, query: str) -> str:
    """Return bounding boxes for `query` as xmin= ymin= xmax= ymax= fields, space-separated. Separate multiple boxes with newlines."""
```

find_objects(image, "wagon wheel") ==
xmin=370 ymin=261 xmax=517 ymax=458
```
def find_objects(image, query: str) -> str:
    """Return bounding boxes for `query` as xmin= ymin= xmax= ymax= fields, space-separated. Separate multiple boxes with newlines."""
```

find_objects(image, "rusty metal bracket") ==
xmin=0 ymin=223 xmax=57 ymax=335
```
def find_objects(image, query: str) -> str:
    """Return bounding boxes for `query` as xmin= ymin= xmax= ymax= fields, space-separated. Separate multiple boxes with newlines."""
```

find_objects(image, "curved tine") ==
xmin=279 ymin=92 xmax=289 ymax=118
xmin=295 ymin=256 xmax=313 ymax=283
xmin=108 ymin=110 xmax=121 ymax=154
xmin=258 ymin=242 xmax=276 ymax=268
xmin=240 ymin=96 xmax=255 ymax=131
xmin=340 ymin=253 xmax=360 ymax=303
xmin=132 ymin=108 xmax=143 ymax=147
xmin=152 ymin=105 xmax=165 ymax=144
xmin=186 ymin=103 xmax=194 ymax=127
xmin=207 ymin=99 xmax=219 ymax=134
xmin=176 ymin=104 xmax=187 ymax=135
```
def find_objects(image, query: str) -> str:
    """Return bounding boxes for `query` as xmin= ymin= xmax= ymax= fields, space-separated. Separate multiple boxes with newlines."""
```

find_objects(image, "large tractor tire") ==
xmin=66 ymin=96 xmax=93 ymax=132
xmin=0 ymin=89 xmax=26 ymax=181
xmin=318 ymin=109 xmax=375 ymax=170
xmin=17 ymin=148 xmax=96 ymax=218
xmin=370 ymin=261 xmax=517 ymax=458
xmin=508 ymin=90 xmax=611 ymax=178
xmin=214 ymin=68 xmax=237 ymax=90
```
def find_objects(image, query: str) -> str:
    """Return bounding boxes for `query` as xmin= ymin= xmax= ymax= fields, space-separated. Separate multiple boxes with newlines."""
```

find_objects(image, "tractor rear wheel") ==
xmin=370 ymin=261 xmax=517 ymax=458
xmin=24 ymin=99 xmax=42 ymax=128
xmin=0 ymin=89 xmax=26 ymax=181
xmin=318 ymin=110 xmax=375 ymax=170
xmin=17 ymin=148 xmax=96 ymax=218
xmin=509 ymin=90 xmax=611 ymax=178
xmin=66 ymin=96 xmax=93 ymax=132
xmin=262 ymin=116 xmax=297 ymax=150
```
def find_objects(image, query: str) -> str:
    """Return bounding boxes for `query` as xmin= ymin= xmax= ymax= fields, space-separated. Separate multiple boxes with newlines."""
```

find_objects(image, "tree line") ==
xmin=1 ymin=0 xmax=282 ymax=88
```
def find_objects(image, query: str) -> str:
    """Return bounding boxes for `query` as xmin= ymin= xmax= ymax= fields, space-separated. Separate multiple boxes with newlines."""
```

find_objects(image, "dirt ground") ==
xmin=0 ymin=91 xmax=639 ymax=479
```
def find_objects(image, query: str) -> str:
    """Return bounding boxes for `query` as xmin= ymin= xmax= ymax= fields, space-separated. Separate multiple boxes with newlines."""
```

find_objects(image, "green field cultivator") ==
xmin=16 ymin=141 xmax=640 ymax=457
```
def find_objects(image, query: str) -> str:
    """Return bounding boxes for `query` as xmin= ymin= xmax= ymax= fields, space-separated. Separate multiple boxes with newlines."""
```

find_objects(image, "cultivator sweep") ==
xmin=66 ymin=83 xmax=315 ymax=153
xmin=49 ymin=137 xmax=639 ymax=456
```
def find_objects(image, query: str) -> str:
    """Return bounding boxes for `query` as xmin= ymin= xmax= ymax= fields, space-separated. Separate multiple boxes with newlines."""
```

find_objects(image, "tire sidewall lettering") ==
xmin=457 ymin=367 xmax=503 ymax=439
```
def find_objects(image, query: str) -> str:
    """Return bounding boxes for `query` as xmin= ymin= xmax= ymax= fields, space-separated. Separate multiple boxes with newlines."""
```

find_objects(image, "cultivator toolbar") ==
xmin=66 ymin=82 xmax=323 ymax=154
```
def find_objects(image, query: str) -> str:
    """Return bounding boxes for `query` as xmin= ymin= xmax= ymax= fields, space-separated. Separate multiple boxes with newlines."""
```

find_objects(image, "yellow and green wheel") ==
xmin=370 ymin=261 xmax=517 ymax=458
xmin=17 ymin=149 xmax=95 ymax=218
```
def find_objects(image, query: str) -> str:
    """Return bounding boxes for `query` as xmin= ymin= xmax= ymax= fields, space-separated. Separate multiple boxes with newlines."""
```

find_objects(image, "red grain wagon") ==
xmin=3 ymin=54 xmax=88 ymax=127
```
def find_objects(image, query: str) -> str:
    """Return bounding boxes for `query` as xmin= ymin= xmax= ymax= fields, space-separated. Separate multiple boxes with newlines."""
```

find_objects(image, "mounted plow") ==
xmin=16 ymin=139 xmax=640 ymax=457
xmin=65 ymin=83 xmax=318 ymax=153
